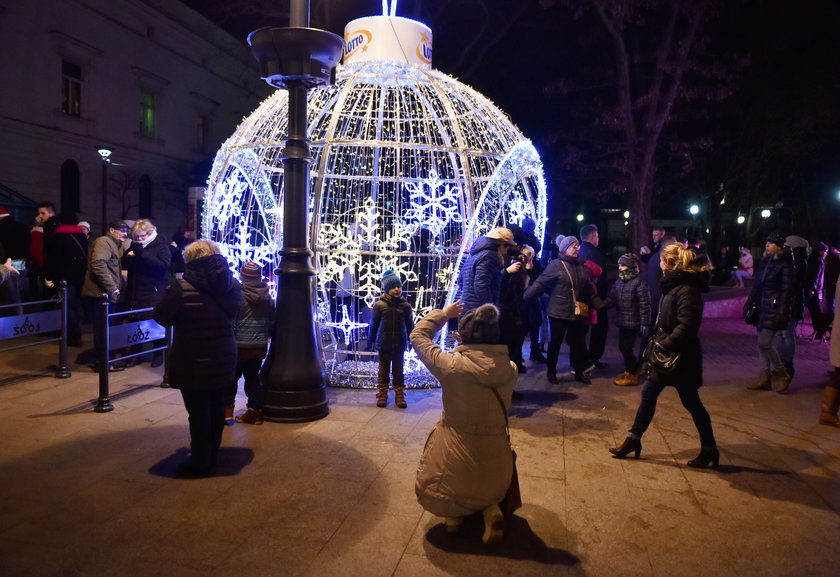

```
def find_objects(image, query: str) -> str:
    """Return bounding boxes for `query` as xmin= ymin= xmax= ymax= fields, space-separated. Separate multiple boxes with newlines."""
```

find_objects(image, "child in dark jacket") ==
xmin=228 ymin=262 xmax=275 ymax=425
xmin=368 ymin=270 xmax=415 ymax=408
xmin=605 ymin=253 xmax=651 ymax=386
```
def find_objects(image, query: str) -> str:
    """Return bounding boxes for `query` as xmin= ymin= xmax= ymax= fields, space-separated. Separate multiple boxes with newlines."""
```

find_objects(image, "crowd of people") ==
xmin=3 ymin=204 xmax=840 ymax=543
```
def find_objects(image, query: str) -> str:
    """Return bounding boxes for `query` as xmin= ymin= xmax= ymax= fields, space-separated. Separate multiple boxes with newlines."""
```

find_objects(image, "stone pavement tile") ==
xmin=299 ymin=509 xmax=421 ymax=577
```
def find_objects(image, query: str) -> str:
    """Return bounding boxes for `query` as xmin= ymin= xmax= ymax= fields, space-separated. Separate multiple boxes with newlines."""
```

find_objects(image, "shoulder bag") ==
xmin=560 ymin=260 xmax=589 ymax=318
xmin=491 ymin=387 xmax=522 ymax=516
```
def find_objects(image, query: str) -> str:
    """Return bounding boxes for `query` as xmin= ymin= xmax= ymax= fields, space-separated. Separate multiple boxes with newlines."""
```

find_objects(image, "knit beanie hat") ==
xmin=381 ymin=269 xmax=402 ymax=293
xmin=766 ymin=232 xmax=786 ymax=248
xmin=557 ymin=236 xmax=579 ymax=255
xmin=458 ymin=304 xmax=501 ymax=345
xmin=618 ymin=252 xmax=639 ymax=268
xmin=240 ymin=261 xmax=262 ymax=282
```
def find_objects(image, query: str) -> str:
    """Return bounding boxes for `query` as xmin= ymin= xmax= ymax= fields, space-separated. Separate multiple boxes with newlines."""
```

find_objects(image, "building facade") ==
xmin=0 ymin=0 xmax=271 ymax=234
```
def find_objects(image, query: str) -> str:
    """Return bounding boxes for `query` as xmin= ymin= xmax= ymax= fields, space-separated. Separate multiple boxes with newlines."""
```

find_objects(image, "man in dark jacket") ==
xmin=44 ymin=212 xmax=88 ymax=346
xmin=457 ymin=227 xmax=520 ymax=314
xmin=639 ymin=226 xmax=666 ymax=323
xmin=746 ymin=233 xmax=797 ymax=393
xmin=579 ymin=223 xmax=609 ymax=368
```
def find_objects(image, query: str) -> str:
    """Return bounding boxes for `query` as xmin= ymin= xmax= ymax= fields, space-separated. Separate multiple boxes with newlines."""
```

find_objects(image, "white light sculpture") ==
xmin=204 ymin=5 xmax=547 ymax=388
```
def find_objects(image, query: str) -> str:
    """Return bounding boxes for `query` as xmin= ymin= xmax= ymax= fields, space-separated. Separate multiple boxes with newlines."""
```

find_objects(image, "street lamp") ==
xmin=96 ymin=146 xmax=114 ymax=234
xmin=248 ymin=0 xmax=343 ymax=422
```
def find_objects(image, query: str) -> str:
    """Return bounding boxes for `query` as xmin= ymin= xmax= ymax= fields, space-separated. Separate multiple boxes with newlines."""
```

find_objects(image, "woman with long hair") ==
xmin=609 ymin=243 xmax=719 ymax=469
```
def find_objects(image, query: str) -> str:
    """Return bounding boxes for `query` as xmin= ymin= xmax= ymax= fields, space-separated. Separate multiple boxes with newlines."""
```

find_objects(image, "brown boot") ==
xmin=818 ymin=386 xmax=840 ymax=427
xmin=235 ymin=408 xmax=263 ymax=425
xmin=375 ymin=387 xmax=388 ymax=408
xmin=224 ymin=404 xmax=235 ymax=425
xmin=747 ymin=370 xmax=772 ymax=390
xmin=773 ymin=366 xmax=792 ymax=393
xmin=614 ymin=371 xmax=638 ymax=386
xmin=394 ymin=387 xmax=407 ymax=409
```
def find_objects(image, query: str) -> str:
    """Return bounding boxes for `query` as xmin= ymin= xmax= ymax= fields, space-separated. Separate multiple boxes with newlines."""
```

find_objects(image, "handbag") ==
xmin=491 ymin=388 xmax=522 ymax=515
xmin=642 ymin=334 xmax=681 ymax=375
xmin=743 ymin=297 xmax=760 ymax=326
xmin=561 ymin=261 xmax=589 ymax=319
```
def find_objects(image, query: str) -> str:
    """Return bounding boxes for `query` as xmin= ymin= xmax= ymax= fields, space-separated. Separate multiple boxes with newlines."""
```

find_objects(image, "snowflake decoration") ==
xmin=324 ymin=304 xmax=369 ymax=346
xmin=402 ymin=169 xmax=464 ymax=239
xmin=507 ymin=197 xmax=531 ymax=225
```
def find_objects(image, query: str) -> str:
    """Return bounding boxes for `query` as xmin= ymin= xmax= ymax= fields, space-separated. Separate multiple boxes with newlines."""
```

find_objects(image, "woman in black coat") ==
xmin=153 ymin=240 xmax=243 ymax=477
xmin=524 ymin=236 xmax=602 ymax=384
xmin=745 ymin=234 xmax=797 ymax=391
xmin=125 ymin=219 xmax=171 ymax=366
xmin=610 ymin=243 xmax=719 ymax=469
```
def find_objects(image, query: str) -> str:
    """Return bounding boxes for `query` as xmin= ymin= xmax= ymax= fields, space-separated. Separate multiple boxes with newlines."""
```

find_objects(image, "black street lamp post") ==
xmin=248 ymin=1 xmax=343 ymax=422
xmin=96 ymin=146 xmax=113 ymax=234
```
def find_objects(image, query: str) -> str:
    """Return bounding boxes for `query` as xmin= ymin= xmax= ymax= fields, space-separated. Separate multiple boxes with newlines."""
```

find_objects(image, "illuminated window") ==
xmin=139 ymin=90 xmax=155 ymax=137
xmin=61 ymin=60 xmax=81 ymax=116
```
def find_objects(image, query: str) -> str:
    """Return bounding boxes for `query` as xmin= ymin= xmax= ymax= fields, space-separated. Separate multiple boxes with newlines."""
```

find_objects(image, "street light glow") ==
xmin=737 ymin=215 xmax=746 ymax=224
xmin=576 ymin=213 xmax=584 ymax=222
xmin=689 ymin=204 xmax=700 ymax=216
xmin=623 ymin=210 xmax=630 ymax=219
xmin=761 ymin=209 xmax=771 ymax=218
xmin=96 ymin=146 xmax=113 ymax=160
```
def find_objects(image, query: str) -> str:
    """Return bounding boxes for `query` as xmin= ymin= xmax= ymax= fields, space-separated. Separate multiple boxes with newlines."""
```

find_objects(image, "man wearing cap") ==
xmin=81 ymin=220 xmax=129 ymax=371
xmin=746 ymin=232 xmax=797 ymax=393
xmin=457 ymin=227 xmax=521 ymax=315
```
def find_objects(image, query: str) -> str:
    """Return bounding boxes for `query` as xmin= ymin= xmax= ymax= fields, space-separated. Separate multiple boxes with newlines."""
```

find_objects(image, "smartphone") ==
xmin=10 ymin=259 xmax=26 ymax=271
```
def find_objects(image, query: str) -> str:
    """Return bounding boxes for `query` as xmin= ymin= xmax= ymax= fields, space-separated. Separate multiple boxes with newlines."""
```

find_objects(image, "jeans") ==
xmin=776 ymin=318 xmax=797 ymax=368
xmin=757 ymin=327 xmax=783 ymax=371
xmin=629 ymin=378 xmax=716 ymax=447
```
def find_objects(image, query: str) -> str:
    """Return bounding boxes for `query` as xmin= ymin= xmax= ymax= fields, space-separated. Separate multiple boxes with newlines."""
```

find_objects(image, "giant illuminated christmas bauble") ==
xmin=203 ymin=13 xmax=547 ymax=387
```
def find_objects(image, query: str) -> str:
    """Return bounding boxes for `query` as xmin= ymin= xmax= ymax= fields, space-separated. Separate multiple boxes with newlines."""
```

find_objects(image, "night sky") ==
xmin=182 ymin=0 xmax=840 ymax=243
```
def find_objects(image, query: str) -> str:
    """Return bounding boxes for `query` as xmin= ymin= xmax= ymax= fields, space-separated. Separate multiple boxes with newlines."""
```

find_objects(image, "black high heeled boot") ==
xmin=609 ymin=436 xmax=642 ymax=459
xmin=687 ymin=447 xmax=720 ymax=469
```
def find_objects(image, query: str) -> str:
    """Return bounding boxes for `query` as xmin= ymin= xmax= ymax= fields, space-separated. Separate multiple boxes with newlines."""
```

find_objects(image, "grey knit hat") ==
xmin=458 ymin=304 xmax=501 ymax=345
xmin=618 ymin=252 xmax=639 ymax=268
xmin=557 ymin=236 xmax=579 ymax=255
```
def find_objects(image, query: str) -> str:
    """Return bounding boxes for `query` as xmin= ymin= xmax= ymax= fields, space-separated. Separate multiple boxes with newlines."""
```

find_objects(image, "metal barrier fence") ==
xmin=0 ymin=283 xmax=70 ymax=378
xmin=93 ymin=295 xmax=171 ymax=413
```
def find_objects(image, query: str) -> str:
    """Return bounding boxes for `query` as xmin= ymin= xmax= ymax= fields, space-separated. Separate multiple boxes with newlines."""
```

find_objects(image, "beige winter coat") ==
xmin=411 ymin=310 xmax=518 ymax=517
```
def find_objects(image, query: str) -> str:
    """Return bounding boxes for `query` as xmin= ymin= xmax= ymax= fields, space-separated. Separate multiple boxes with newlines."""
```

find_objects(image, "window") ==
xmin=61 ymin=60 xmax=81 ymax=116
xmin=139 ymin=90 xmax=156 ymax=137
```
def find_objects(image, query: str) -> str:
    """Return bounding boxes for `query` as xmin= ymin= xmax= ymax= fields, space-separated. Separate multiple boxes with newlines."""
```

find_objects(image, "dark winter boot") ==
xmin=747 ymin=370 xmax=772 ymax=391
xmin=394 ymin=387 xmax=407 ymax=409
xmin=819 ymin=385 xmax=840 ymax=427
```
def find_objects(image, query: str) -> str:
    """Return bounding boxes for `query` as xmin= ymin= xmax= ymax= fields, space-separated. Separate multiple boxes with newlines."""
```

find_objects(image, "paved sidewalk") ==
xmin=0 ymin=316 xmax=838 ymax=577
